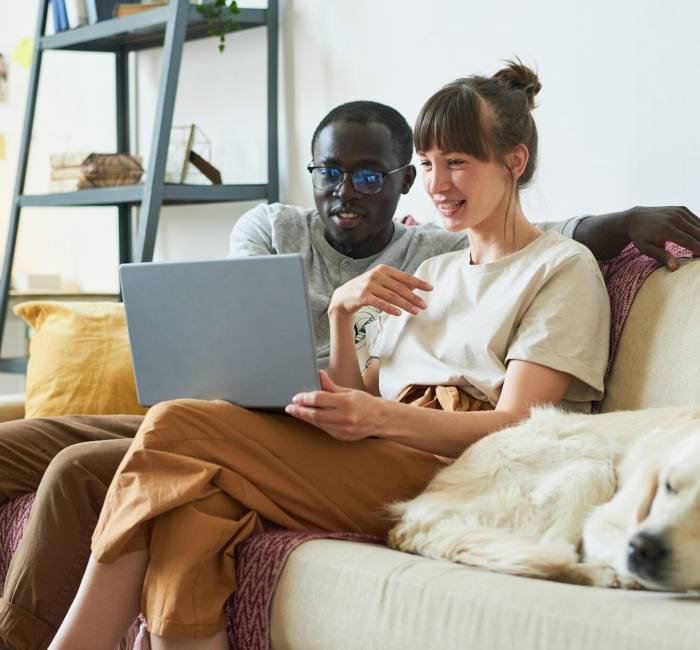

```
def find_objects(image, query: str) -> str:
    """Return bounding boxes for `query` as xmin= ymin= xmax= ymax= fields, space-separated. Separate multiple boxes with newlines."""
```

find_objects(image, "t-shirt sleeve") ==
xmin=506 ymin=252 xmax=610 ymax=403
xmin=538 ymin=216 xmax=588 ymax=239
xmin=228 ymin=203 xmax=275 ymax=257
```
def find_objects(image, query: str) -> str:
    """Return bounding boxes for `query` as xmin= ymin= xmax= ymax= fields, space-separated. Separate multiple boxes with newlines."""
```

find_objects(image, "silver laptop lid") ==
xmin=119 ymin=254 xmax=321 ymax=409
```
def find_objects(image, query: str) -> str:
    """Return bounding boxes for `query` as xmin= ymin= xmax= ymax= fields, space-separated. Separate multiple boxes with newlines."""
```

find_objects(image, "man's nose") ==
xmin=335 ymin=172 xmax=360 ymax=200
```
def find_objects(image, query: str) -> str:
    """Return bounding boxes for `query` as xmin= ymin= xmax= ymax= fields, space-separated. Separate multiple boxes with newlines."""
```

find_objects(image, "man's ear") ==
xmin=636 ymin=470 xmax=659 ymax=523
xmin=505 ymin=145 xmax=529 ymax=181
xmin=401 ymin=164 xmax=416 ymax=194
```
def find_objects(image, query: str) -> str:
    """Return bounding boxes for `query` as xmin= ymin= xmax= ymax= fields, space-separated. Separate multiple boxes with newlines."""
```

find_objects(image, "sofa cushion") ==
xmin=13 ymin=301 xmax=146 ymax=418
xmin=601 ymin=259 xmax=700 ymax=411
xmin=270 ymin=540 xmax=700 ymax=650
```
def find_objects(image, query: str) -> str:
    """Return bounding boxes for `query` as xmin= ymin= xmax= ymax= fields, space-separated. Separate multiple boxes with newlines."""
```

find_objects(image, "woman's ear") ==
xmin=401 ymin=164 xmax=417 ymax=194
xmin=505 ymin=144 xmax=529 ymax=181
xmin=636 ymin=470 xmax=659 ymax=523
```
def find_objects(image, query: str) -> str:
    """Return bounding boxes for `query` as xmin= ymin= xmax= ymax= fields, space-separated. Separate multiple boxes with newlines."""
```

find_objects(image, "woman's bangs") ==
xmin=414 ymin=86 xmax=489 ymax=160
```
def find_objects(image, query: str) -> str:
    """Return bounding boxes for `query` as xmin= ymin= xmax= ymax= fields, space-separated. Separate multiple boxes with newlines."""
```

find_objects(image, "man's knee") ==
xmin=41 ymin=440 xmax=129 ymax=500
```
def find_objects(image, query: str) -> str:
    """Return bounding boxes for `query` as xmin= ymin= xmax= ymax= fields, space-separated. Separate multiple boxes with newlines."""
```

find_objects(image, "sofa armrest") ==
xmin=0 ymin=394 xmax=25 ymax=422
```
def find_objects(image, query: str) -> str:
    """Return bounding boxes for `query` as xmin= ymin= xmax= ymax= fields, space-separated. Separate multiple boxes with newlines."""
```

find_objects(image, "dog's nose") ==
xmin=627 ymin=532 xmax=669 ymax=578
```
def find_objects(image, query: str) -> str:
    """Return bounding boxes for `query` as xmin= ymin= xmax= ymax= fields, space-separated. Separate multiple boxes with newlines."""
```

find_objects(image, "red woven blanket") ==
xmin=594 ymin=242 xmax=692 ymax=410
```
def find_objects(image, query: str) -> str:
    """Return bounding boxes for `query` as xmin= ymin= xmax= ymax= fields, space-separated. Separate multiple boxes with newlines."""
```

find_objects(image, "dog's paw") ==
xmin=386 ymin=521 xmax=417 ymax=553
xmin=616 ymin=574 xmax=645 ymax=590
xmin=555 ymin=563 xmax=623 ymax=588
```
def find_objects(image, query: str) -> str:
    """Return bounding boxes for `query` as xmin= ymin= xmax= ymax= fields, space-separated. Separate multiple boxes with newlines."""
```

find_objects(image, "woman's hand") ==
xmin=329 ymin=264 xmax=433 ymax=319
xmin=285 ymin=371 xmax=387 ymax=441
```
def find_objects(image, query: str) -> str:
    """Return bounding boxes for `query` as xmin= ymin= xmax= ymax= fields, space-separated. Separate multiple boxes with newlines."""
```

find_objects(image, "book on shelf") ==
xmin=51 ymin=0 xmax=69 ymax=32
xmin=85 ymin=0 xmax=138 ymax=23
xmin=65 ymin=0 xmax=89 ymax=28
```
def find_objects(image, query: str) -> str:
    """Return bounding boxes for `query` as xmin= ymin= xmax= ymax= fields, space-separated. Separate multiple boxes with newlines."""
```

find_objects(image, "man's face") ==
xmin=311 ymin=120 xmax=415 ymax=258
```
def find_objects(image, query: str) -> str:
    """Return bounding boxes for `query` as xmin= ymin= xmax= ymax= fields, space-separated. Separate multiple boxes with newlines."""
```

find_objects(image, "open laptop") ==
xmin=119 ymin=254 xmax=321 ymax=410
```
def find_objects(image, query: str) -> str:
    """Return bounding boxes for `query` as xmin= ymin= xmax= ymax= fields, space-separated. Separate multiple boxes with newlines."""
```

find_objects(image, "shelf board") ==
xmin=20 ymin=183 xmax=269 ymax=207
xmin=0 ymin=357 xmax=28 ymax=374
xmin=41 ymin=6 xmax=267 ymax=52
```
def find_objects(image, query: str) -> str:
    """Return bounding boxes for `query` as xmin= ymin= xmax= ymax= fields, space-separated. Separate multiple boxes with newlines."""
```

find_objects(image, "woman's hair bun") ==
xmin=492 ymin=59 xmax=541 ymax=109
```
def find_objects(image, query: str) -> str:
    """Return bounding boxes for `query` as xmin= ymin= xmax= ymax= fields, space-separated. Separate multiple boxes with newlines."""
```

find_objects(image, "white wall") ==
xmin=1 ymin=0 xmax=699 ymax=286
xmin=278 ymin=0 xmax=700 ymax=225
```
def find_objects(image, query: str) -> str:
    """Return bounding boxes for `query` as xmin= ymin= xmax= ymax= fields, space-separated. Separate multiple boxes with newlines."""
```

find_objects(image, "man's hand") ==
xmin=624 ymin=206 xmax=700 ymax=271
xmin=575 ymin=206 xmax=700 ymax=270
xmin=329 ymin=264 xmax=433 ymax=318
xmin=285 ymin=371 xmax=386 ymax=441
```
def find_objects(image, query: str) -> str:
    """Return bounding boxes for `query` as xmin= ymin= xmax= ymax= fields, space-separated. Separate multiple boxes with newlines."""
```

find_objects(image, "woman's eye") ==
xmin=447 ymin=158 xmax=466 ymax=167
xmin=665 ymin=480 xmax=677 ymax=495
xmin=419 ymin=160 xmax=431 ymax=169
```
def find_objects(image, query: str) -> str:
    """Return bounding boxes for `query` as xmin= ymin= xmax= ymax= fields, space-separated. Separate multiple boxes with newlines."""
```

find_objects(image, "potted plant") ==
xmin=196 ymin=0 xmax=241 ymax=52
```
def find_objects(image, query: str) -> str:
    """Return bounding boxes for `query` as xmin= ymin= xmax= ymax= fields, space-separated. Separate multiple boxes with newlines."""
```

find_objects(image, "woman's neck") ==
xmin=467 ymin=202 xmax=540 ymax=265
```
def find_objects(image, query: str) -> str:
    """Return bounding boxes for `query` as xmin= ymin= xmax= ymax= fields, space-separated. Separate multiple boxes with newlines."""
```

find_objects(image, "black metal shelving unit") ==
xmin=0 ymin=0 xmax=279 ymax=373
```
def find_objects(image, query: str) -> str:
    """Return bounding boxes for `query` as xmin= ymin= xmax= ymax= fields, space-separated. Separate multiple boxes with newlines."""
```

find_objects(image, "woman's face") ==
xmin=418 ymin=147 xmax=512 ymax=232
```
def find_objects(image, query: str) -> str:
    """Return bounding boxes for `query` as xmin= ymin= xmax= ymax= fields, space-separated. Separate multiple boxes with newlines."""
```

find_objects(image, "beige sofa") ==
xmin=1 ymin=260 xmax=699 ymax=650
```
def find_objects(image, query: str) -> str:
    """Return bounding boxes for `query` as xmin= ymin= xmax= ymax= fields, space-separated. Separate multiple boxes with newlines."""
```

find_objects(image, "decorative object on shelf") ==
xmin=189 ymin=150 xmax=222 ymax=184
xmin=49 ymin=152 xmax=144 ymax=192
xmin=195 ymin=0 xmax=240 ymax=52
xmin=114 ymin=1 xmax=168 ymax=17
xmin=165 ymin=124 xmax=220 ymax=183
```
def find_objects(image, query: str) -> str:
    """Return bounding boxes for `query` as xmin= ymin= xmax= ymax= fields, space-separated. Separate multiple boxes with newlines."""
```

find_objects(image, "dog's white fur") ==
xmin=388 ymin=406 xmax=700 ymax=590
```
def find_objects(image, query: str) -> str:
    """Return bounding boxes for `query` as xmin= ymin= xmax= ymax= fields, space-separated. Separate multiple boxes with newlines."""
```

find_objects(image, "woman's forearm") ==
xmin=327 ymin=308 xmax=366 ymax=390
xmin=374 ymin=400 xmax=522 ymax=458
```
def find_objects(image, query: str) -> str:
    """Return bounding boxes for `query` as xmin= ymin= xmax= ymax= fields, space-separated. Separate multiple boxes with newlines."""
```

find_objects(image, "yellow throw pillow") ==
xmin=13 ymin=301 xmax=147 ymax=418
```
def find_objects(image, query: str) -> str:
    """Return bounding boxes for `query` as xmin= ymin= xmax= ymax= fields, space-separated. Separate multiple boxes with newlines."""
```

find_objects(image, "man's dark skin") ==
xmin=312 ymin=119 xmax=700 ymax=265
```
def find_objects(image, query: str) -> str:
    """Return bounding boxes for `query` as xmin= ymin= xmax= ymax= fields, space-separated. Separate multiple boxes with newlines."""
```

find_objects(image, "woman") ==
xmin=49 ymin=61 xmax=610 ymax=650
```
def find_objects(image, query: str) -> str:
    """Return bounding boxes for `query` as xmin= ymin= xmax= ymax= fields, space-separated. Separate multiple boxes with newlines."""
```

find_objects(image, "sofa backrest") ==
xmin=600 ymin=258 xmax=700 ymax=412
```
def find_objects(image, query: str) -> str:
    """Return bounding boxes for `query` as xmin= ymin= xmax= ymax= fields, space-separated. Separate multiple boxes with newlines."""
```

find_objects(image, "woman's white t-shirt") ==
xmin=367 ymin=231 xmax=611 ymax=412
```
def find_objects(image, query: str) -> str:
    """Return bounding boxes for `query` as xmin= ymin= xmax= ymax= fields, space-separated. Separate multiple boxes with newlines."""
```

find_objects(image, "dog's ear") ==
xmin=636 ymin=469 xmax=659 ymax=523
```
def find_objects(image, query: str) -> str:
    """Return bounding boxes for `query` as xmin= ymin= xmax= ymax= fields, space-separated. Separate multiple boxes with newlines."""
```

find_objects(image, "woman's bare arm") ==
xmin=288 ymin=360 xmax=571 ymax=458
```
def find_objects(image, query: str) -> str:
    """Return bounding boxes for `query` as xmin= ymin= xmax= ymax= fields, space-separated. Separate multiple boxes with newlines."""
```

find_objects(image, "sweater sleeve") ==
xmin=538 ymin=216 xmax=588 ymax=239
xmin=228 ymin=203 xmax=276 ymax=258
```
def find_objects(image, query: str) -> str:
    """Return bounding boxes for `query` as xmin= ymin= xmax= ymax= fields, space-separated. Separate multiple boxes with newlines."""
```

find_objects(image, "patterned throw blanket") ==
xmin=595 ymin=243 xmax=693 ymax=403
xmin=0 ymin=243 xmax=693 ymax=650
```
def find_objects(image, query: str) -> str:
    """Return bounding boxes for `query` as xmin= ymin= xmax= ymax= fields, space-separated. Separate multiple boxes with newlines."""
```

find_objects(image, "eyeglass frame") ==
xmin=306 ymin=162 xmax=413 ymax=195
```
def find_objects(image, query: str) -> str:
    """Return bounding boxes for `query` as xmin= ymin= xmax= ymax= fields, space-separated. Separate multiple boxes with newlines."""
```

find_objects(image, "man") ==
xmin=0 ymin=100 xmax=698 ymax=650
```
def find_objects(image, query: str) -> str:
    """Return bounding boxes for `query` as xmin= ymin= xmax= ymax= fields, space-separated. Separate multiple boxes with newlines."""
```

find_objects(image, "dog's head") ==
xmin=625 ymin=433 xmax=700 ymax=591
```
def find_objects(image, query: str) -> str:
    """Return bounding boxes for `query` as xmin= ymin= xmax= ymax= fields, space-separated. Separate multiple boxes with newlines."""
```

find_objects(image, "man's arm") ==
xmin=228 ymin=203 xmax=276 ymax=257
xmin=571 ymin=206 xmax=700 ymax=270
xmin=546 ymin=206 xmax=700 ymax=270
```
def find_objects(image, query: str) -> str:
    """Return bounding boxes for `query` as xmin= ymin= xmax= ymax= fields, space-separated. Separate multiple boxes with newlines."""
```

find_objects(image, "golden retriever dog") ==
xmin=388 ymin=406 xmax=700 ymax=591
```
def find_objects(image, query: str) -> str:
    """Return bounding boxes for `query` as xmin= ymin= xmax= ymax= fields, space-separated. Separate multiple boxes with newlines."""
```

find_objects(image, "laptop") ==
xmin=119 ymin=254 xmax=321 ymax=410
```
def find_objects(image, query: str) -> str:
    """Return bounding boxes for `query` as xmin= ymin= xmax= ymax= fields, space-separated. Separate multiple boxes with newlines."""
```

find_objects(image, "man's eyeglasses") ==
xmin=307 ymin=163 xmax=411 ymax=195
